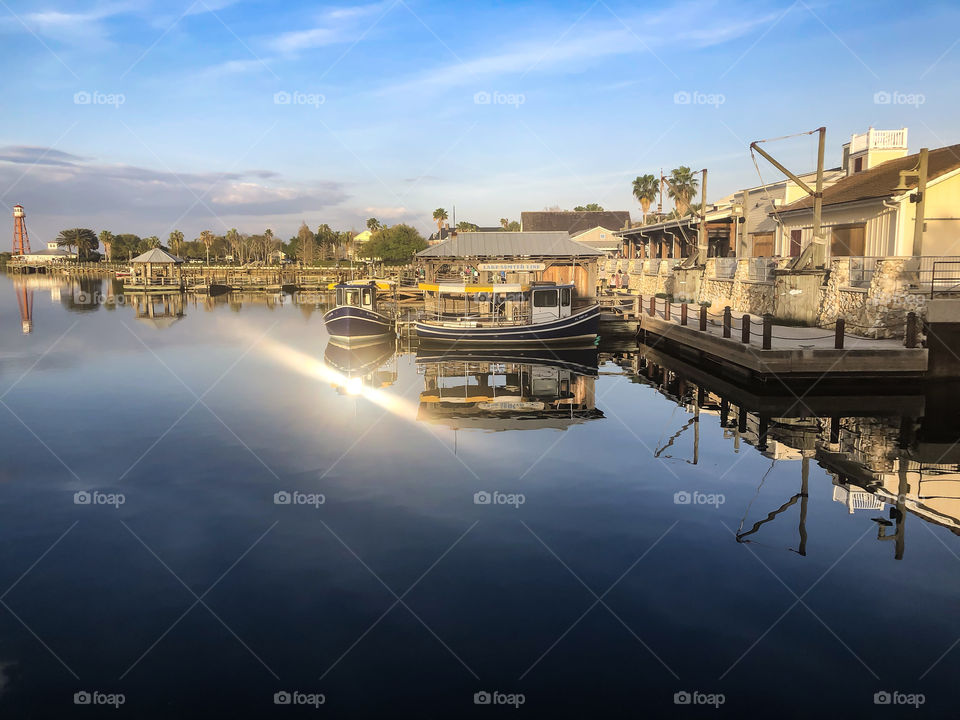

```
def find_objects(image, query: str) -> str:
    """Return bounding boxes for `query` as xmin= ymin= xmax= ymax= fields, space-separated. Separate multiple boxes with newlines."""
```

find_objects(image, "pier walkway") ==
xmin=612 ymin=296 xmax=928 ymax=378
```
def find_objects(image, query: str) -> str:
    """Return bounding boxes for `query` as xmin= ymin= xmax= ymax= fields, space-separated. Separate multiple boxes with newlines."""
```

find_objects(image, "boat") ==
xmin=415 ymin=346 xmax=599 ymax=376
xmin=415 ymin=282 xmax=599 ymax=346
xmin=322 ymin=280 xmax=395 ymax=345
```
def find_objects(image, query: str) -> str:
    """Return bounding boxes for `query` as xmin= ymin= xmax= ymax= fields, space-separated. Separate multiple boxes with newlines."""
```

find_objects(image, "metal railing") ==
xmin=848 ymin=256 xmax=877 ymax=288
xmin=746 ymin=258 xmax=776 ymax=283
xmin=931 ymin=259 xmax=960 ymax=298
xmin=714 ymin=257 xmax=737 ymax=279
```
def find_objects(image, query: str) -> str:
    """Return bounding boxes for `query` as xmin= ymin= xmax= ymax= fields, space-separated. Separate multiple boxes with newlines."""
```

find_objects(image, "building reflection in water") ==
xmin=615 ymin=343 xmax=960 ymax=560
xmin=415 ymin=348 xmax=603 ymax=431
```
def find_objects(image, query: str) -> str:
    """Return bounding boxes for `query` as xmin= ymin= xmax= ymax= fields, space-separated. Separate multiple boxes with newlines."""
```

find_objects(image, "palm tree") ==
xmin=199 ymin=230 xmax=215 ymax=265
xmin=221 ymin=229 xmax=237 ymax=263
xmin=56 ymin=228 xmax=98 ymax=261
xmin=456 ymin=221 xmax=478 ymax=232
xmin=432 ymin=208 xmax=448 ymax=234
xmin=366 ymin=217 xmax=381 ymax=232
xmin=168 ymin=230 xmax=184 ymax=257
xmin=667 ymin=166 xmax=699 ymax=217
xmin=99 ymin=230 xmax=114 ymax=262
xmin=499 ymin=218 xmax=508 ymax=229
xmin=631 ymin=174 xmax=659 ymax=224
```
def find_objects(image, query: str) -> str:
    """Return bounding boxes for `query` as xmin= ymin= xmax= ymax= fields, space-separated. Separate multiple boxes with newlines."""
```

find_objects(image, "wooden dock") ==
xmin=613 ymin=295 xmax=928 ymax=380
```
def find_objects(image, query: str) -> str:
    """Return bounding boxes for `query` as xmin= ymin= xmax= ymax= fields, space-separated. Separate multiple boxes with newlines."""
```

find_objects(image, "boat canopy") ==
xmin=418 ymin=283 xmax=530 ymax=294
xmin=328 ymin=280 xmax=393 ymax=290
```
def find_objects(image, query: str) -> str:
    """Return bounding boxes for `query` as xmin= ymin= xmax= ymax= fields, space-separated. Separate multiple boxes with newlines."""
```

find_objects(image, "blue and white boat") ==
xmin=415 ymin=282 xmax=599 ymax=346
xmin=323 ymin=281 xmax=394 ymax=345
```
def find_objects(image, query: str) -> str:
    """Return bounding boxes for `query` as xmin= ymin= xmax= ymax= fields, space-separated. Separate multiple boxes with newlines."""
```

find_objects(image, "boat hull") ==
xmin=415 ymin=305 xmax=600 ymax=346
xmin=323 ymin=306 xmax=394 ymax=344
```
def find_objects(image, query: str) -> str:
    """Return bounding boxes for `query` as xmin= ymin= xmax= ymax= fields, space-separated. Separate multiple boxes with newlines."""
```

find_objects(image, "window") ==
xmin=830 ymin=225 xmax=865 ymax=257
xmin=533 ymin=290 xmax=558 ymax=307
xmin=344 ymin=289 xmax=360 ymax=306
xmin=854 ymin=157 xmax=863 ymax=173
xmin=560 ymin=288 xmax=571 ymax=306
xmin=361 ymin=288 xmax=372 ymax=306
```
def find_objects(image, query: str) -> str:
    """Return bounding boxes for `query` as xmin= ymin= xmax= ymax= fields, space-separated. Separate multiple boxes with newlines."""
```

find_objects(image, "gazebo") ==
xmin=128 ymin=248 xmax=184 ymax=291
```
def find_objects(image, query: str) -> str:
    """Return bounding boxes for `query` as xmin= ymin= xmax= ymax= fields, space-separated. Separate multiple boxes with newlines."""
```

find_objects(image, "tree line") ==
xmin=51 ymin=225 xmax=378 ymax=265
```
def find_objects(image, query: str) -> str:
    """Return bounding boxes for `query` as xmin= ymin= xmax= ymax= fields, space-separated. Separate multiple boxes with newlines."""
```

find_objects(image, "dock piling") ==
xmin=699 ymin=305 xmax=707 ymax=331
xmin=762 ymin=314 xmax=772 ymax=350
xmin=722 ymin=306 xmax=732 ymax=338
xmin=906 ymin=312 xmax=918 ymax=348
xmin=665 ymin=300 xmax=671 ymax=321
xmin=835 ymin=318 xmax=845 ymax=349
xmin=649 ymin=296 xmax=655 ymax=317
xmin=681 ymin=303 xmax=688 ymax=326
xmin=741 ymin=314 xmax=750 ymax=344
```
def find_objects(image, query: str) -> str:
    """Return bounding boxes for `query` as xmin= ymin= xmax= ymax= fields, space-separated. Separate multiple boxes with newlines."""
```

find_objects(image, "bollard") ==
xmin=741 ymin=314 xmax=750 ymax=344
xmin=665 ymin=300 xmax=671 ymax=321
xmin=722 ymin=306 xmax=732 ymax=338
xmin=905 ymin=312 xmax=917 ymax=348
xmin=835 ymin=318 xmax=845 ymax=349
xmin=762 ymin=314 xmax=772 ymax=350
xmin=649 ymin=296 xmax=655 ymax=317
xmin=699 ymin=305 xmax=707 ymax=331
xmin=681 ymin=303 xmax=688 ymax=326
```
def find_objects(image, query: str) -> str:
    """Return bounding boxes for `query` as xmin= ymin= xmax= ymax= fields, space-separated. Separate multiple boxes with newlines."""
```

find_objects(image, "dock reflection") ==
xmin=415 ymin=347 xmax=604 ymax=431
xmin=620 ymin=342 xmax=960 ymax=560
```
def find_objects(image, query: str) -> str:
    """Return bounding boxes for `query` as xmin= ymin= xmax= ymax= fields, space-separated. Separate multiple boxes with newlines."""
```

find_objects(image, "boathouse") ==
xmin=415 ymin=231 xmax=603 ymax=298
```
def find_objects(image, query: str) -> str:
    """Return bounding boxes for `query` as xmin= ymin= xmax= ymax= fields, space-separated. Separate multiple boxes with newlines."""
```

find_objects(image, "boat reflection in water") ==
xmin=323 ymin=337 xmax=398 ymax=395
xmin=416 ymin=347 xmax=603 ymax=431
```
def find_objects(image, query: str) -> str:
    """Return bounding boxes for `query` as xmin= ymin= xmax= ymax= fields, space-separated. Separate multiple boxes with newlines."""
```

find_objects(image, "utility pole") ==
xmin=699 ymin=168 xmax=708 ymax=261
xmin=912 ymin=148 xmax=928 ymax=255
xmin=740 ymin=189 xmax=750 ymax=257
xmin=658 ymin=168 xmax=664 ymax=216
xmin=750 ymin=126 xmax=827 ymax=269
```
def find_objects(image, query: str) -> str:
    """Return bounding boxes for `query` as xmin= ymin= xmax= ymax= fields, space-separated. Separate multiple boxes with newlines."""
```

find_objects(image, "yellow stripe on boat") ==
xmin=418 ymin=283 xmax=527 ymax=293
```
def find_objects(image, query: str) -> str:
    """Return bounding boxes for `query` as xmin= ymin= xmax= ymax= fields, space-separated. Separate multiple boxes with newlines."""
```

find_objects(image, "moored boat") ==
xmin=415 ymin=282 xmax=599 ymax=346
xmin=323 ymin=281 xmax=395 ymax=345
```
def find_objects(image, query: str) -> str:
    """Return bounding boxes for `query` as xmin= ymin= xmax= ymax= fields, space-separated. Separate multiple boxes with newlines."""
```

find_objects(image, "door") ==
xmin=790 ymin=229 xmax=802 ymax=257
xmin=752 ymin=232 xmax=774 ymax=257
xmin=531 ymin=289 xmax=560 ymax=324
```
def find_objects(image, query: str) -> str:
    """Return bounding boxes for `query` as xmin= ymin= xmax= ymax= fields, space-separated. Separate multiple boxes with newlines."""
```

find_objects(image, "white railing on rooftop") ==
xmin=849 ymin=128 xmax=907 ymax=154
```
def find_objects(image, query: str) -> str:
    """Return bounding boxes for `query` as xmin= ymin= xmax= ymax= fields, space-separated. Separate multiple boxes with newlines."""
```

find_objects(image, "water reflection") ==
xmin=414 ymin=348 xmax=604 ymax=431
xmin=624 ymin=341 xmax=960 ymax=560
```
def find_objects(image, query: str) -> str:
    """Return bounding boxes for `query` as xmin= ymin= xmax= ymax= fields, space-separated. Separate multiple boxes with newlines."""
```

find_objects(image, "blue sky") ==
xmin=1 ymin=0 xmax=959 ymax=243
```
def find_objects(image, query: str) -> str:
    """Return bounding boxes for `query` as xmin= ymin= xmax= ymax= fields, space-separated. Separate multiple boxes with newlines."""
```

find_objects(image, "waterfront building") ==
xmin=415 ymin=231 xmax=602 ymax=298
xmin=521 ymin=209 xmax=631 ymax=235
xmin=570 ymin=226 xmax=621 ymax=255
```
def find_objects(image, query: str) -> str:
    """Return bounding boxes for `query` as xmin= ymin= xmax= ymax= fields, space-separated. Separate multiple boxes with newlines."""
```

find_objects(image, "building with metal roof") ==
xmin=415 ymin=231 xmax=601 ymax=298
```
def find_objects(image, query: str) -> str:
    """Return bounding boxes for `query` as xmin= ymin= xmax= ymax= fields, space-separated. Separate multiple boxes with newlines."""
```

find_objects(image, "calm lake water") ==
xmin=1 ymin=274 xmax=959 ymax=718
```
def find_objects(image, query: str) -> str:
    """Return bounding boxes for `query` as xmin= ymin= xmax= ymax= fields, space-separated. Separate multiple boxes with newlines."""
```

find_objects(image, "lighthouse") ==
xmin=13 ymin=204 xmax=31 ymax=255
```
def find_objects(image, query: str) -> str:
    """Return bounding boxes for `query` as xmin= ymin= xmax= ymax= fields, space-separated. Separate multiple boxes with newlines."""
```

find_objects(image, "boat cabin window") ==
xmin=533 ymin=289 xmax=558 ymax=307
xmin=560 ymin=288 xmax=571 ymax=307
xmin=361 ymin=288 xmax=373 ymax=307
xmin=338 ymin=288 xmax=360 ymax=306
